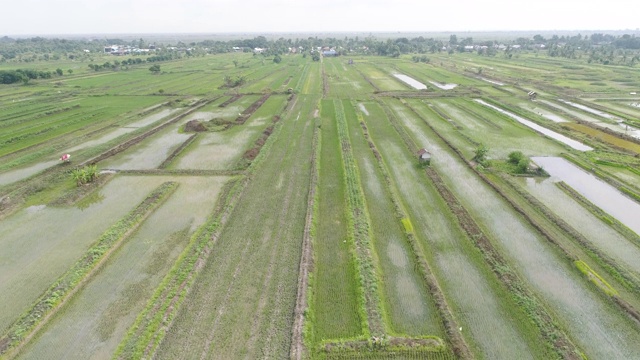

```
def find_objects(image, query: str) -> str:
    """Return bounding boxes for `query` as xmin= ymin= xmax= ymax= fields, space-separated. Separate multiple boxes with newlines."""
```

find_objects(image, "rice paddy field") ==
xmin=1 ymin=46 xmax=639 ymax=360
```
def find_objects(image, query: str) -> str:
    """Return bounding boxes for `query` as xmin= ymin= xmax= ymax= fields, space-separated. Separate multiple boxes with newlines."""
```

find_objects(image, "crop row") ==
xmin=290 ymin=121 xmax=320 ymax=360
xmin=307 ymin=99 xmax=364 ymax=346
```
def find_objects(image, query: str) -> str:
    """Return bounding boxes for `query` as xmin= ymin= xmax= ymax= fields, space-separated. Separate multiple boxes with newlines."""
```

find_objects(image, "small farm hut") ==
xmin=528 ymin=91 xmax=537 ymax=100
xmin=417 ymin=148 xmax=431 ymax=164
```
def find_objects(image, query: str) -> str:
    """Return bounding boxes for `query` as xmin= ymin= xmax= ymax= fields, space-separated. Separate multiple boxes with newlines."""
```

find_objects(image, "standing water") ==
xmin=532 ymin=156 xmax=640 ymax=236
xmin=393 ymin=74 xmax=427 ymax=90
xmin=475 ymin=99 xmax=593 ymax=151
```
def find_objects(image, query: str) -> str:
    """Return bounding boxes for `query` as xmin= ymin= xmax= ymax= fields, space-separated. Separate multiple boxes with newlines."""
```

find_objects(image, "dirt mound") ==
xmin=184 ymin=120 xmax=207 ymax=132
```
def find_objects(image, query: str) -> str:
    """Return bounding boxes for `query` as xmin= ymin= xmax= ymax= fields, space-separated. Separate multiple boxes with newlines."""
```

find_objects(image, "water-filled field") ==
xmin=1 ymin=47 xmax=639 ymax=360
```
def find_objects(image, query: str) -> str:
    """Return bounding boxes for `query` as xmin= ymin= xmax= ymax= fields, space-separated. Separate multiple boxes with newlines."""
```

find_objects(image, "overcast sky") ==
xmin=3 ymin=0 xmax=639 ymax=35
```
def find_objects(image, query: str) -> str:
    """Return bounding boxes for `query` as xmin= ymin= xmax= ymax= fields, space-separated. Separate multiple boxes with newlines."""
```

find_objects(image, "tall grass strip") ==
xmin=575 ymin=261 xmax=619 ymax=297
xmin=334 ymin=99 xmax=385 ymax=338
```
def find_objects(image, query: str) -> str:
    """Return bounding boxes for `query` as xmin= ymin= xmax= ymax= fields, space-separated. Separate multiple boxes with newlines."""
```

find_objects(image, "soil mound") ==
xmin=184 ymin=120 xmax=207 ymax=132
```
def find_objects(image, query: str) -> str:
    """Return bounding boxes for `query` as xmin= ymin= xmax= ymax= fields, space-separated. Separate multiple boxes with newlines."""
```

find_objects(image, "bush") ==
xmin=508 ymin=151 xmax=530 ymax=174
xmin=508 ymin=151 xmax=525 ymax=164
xmin=516 ymin=157 xmax=530 ymax=173
xmin=71 ymin=165 xmax=99 ymax=186
xmin=473 ymin=144 xmax=489 ymax=164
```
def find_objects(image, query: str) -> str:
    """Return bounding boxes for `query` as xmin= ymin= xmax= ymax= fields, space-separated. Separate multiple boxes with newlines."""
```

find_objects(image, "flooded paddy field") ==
xmin=355 ymin=62 xmax=407 ymax=91
xmin=514 ymin=100 xmax=569 ymax=123
xmin=3 ymin=46 xmax=640 ymax=360
xmin=173 ymin=95 xmax=286 ymax=170
xmin=475 ymin=99 xmax=593 ymax=151
xmin=16 ymin=176 xmax=229 ymax=360
xmin=395 ymin=101 xmax=640 ymax=358
xmin=532 ymin=157 xmax=640 ymax=235
xmin=323 ymin=58 xmax=376 ymax=98
xmin=520 ymin=175 xmax=640 ymax=277
xmin=99 ymin=125 xmax=192 ymax=170
xmin=408 ymin=98 xmax=566 ymax=158
xmin=345 ymin=100 xmax=443 ymax=337
xmin=392 ymin=73 xmax=427 ymax=89
xmin=366 ymin=101 xmax=547 ymax=358
xmin=0 ymin=176 xmax=169 ymax=334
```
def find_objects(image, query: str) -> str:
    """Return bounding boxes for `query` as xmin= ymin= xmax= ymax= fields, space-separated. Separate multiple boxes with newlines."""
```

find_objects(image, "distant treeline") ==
xmin=0 ymin=69 xmax=57 ymax=84
xmin=1 ymin=32 xmax=640 ymax=67
xmin=87 ymin=53 xmax=179 ymax=71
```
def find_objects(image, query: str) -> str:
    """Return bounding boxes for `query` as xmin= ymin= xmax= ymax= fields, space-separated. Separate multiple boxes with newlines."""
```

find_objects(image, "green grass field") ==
xmin=1 ymin=44 xmax=640 ymax=360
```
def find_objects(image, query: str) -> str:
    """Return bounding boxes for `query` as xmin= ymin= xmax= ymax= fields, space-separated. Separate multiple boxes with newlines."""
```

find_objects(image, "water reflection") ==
xmin=532 ymin=156 xmax=640 ymax=235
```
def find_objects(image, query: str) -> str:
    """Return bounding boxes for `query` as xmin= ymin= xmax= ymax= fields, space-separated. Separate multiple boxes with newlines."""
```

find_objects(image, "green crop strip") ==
xmin=0 ymin=181 xmax=178 ymax=357
xmin=334 ymin=99 xmax=384 ymax=338
xmin=575 ymin=260 xmax=619 ymax=297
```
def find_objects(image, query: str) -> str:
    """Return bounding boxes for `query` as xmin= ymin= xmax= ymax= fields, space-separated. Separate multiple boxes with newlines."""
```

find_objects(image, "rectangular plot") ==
xmin=366 ymin=100 xmax=550 ymax=359
xmin=0 ymin=176 xmax=169 ymax=334
xmin=17 ymin=176 xmax=229 ymax=360
xmin=344 ymin=100 xmax=443 ymax=337
xmin=312 ymin=100 xmax=364 ymax=340
xmin=155 ymin=95 xmax=318 ymax=360
xmin=172 ymin=96 xmax=286 ymax=170
xmin=393 ymin=99 xmax=640 ymax=359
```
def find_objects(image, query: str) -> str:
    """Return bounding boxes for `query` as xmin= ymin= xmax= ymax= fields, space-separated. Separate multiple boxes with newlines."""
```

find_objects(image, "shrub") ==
xmin=473 ymin=144 xmax=488 ymax=164
xmin=508 ymin=151 xmax=525 ymax=164
xmin=71 ymin=165 xmax=99 ymax=186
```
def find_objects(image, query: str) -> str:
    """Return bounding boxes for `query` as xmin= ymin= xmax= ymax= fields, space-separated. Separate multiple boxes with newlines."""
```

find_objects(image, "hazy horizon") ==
xmin=2 ymin=0 xmax=639 ymax=36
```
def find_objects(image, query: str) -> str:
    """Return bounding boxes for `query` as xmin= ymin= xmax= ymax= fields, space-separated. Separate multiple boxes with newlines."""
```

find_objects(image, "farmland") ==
xmin=1 ymin=36 xmax=640 ymax=360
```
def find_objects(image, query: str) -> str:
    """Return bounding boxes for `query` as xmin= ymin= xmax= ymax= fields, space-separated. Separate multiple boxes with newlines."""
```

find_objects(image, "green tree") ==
xmin=55 ymin=68 xmax=63 ymax=76
xmin=149 ymin=64 xmax=161 ymax=74
xmin=273 ymin=54 xmax=282 ymax=63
